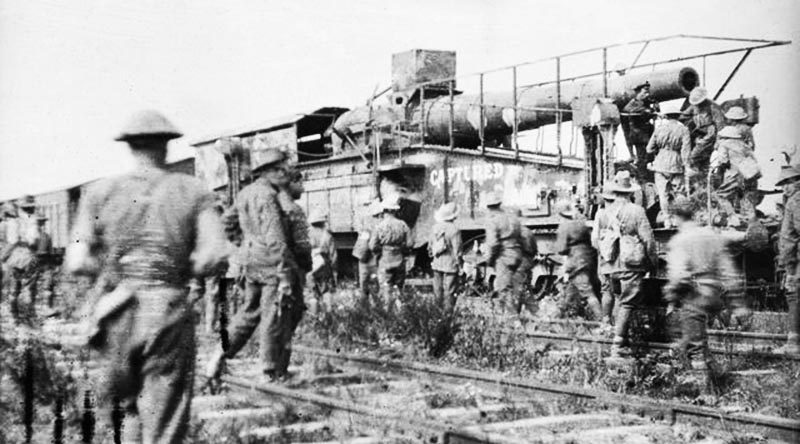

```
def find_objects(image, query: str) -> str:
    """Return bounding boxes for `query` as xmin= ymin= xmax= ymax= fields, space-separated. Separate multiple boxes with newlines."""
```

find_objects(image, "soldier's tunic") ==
xmin=711 ymin=131 xmax=760 ymax=218
xmin=353 ymin=213 xmax=380 ymax=306
xmin=308 ymin=225 xmax=337 ymax=298
xmin=68 ymin=169 xmax=226 ymax=443
xmin=734 ymin=123 xmax=755 ymax=151
xmin=779 ymin=189 xmax=800 ymax=342
xmin=556 ymin=219 xmax=601 ymax=320
xmin=369 ymin=214 xmax=411 ymax=296
xmin=484 ymin=208 xmax=522 ymax=309
xmin=225 ymin=177 xmax=303 ymax=376
xmin=512 ymin=225 xmax=537 ymax=311
xmin=664 ymin=222 xmax=737 ymax=364
xmin=681 ymin=101 xmax=725 ymax=180
xmin=592 ymin=199 xmax=657 ymax=340
xmin=428 ymin=220 xmax=462 ymax=314
xmin=623 ymin=97 xmax=659 ymax=181
xmin=646 ymin=119 xmax=691 ymax=213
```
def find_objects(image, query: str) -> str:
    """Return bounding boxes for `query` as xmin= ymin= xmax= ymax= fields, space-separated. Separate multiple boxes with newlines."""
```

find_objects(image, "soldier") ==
xmin=353 ymin=198 xmax=382 ymax=307
xmin=681 ymin=87 xmax=725 ymax=191
xmin=33 ymin=213 xmax=57 ymax=310
xmin=623 ymin=81 xmax=660 ymax=182
xmin=369 ymin=197 xmax=412 ymax=307
xmin=428 ymin=202 xmax=462 ymax=316
xmin=664 ymin=197 xmax=750 ymax=369
xmin=308 ymin=209 xmax=337 ymax=304
xmin=777 ymin=165 xmax=800 ymax=355
xmin=593 ymin=171 xmax=657 ymax=356
xmin=724 ymin=106 xmax=755 ymax=151
xmin=645 ymin=104 xmax=691 ymax=223
xmin=710 ymin=126 xmax=761 ymax=220
xmin=206 ymin=147 xmax=305 ymax=381
xmin=66 ymin=110 xmax=227 ymax=443
xmin=591 ymin=185 xmax=617 ymax=327
xmin=513 ymin=215 xmax=538 ymax=313
xmin=483 ymin=192 xmax=523 ymax=312
xmin=555 ymin=209 xmax=602 ymax=320
xmin=6 ymin=195 xmax=39 ymax=322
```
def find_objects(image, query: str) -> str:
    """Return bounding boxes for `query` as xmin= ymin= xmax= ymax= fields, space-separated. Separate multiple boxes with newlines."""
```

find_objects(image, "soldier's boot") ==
xmin=775 ymin=333 xmax=800 ymax=355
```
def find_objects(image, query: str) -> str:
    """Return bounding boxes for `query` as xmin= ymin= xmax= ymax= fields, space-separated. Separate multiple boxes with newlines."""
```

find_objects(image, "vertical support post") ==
xmin=479 ymin=73 xmax=485 ymax=155
xmin=419 ymin=86 xmax=426 ymax=145
xmin=555 ymin=57 xmax=562 ymax=164
xmin=512 ymin=66 xmax=519 ymax=159
xmin=602 ymin=47 xmax=608 ymax=97
xmin=702 ymin=56 xmax=707 ymax=86
xmin=448 ymin=80 xmax=455 ymax=151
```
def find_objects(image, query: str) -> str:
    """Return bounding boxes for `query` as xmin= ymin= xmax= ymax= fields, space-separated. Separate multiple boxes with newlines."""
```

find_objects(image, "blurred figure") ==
xmin=6 ymin=195 xmax=39 ymax=323
xmin=66 ymin=110 xmax=227 ymax=443
xmin=593 ymin=171 xmax=657 ymax=357
xmin=513 ymin=215 xmax=538 ymax=314
xmin=646 ymin=103 xmax=691 ymax=224
xmin=369 ymin=197 xmax=412 ymax=308
xmin=681 ymin=87 xmax=725 ymax=192
xmin=777 ymin=164 xmax=800 ymax=355
xmin=664 ymin=197 xmax=750 ymax=369
xmin=308 ymin=209 xmax=337 ymax=304
xmin=34 ymin=213 xmax=58 ymax=311
xmin=483 ymin=192 xmax=523 ymax=313
xmin=428 ymin=202 xmax=462 ymax=316
xmin=353 ymin=198 xmax=382 ymax=307
xmin=592 ymin=185 xmax=618 ymax=328
xmin=622 ymin=81 xmax=659 ymax=182
xmin=555 ymin=209 xmax=601 ymax=321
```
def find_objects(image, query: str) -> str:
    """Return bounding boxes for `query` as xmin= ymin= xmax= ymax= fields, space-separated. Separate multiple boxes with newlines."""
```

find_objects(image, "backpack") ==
xmin=598 ymin=207 xmax=622 ymax=263
xmin=431 ymin=230 xmax=449 ymax=257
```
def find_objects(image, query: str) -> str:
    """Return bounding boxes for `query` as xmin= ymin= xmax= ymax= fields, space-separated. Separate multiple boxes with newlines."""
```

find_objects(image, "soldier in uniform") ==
xmin=623 ymin=81 xmax=660 ymax=182
xmin=710 ymin=126 xmax=761 ymax=220
xmin=681 ymin=87 xmax=726 ymax=192
xmin=428 ymin=202 xmax=462 ymax=316
xmin=555 ymin=209 xmax=602 ymax=320
xmin=483 ymin=192 xmax=523 ymax=312
xmin=353 ymin=198 xmax=382 ymax=307
xmin=777 ymin=165 xmax=800 ymax=355
xmin=6 ymin=195 xmax=40 ymax=322
xmin=592 ymin=185 xmax=616 ymax=327
xmin=645 ymin=104 xmax=691 ymax=223
xmin=513 ymin=215 xmax=538 ymax=314
xmin=724 ymin=106 xmax=755 ymax=151
xmin=593 ymin=172 xmax=657 ymax=356
xmin=664 ymin=197 xmax=750 ymax=369
xmin=307 ymin=209 xmax=337 ymax=304
xmin=66 ymin=110 xmax=228 ymax=443
xmin=207 ymin=147 xmax=307 ymax=381
xmin=369 ymin=197 xmax=412 ymax=307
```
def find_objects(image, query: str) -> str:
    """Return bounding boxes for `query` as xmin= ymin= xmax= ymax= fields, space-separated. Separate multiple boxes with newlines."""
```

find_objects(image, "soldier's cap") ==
xmin=609 ymin=170 xmax=640 ymax=194
xmin=114 ymin=110 xmax=183 ymax=142
xmin=251 ymin=148 xmax=287 ymax=173
xmin=776 ymin=165 xmax=800 ymax=186
xmin=688 ymin=87 xmax=709 ymax=106
xmin=671 ymin=196 xmax=695 ymax=219
xmin=435 ymin=202 xmax=459 ymax=222
xmin=724 ymin=106 xmax=748 ymax=121
xmin=308 ymin=209 xmax=328 ymax=225
xmin=633 ymin=81 xmax=651 ymax=92
xmin=484 ymin=191 xmax=503 ymax=208
xmin=19 ymin=195 xmax=36 ymax=209
xmin=718 ymin=126 xmax=742 ymax=139
xmin=2 ymin=202 xmax=18 ymax=217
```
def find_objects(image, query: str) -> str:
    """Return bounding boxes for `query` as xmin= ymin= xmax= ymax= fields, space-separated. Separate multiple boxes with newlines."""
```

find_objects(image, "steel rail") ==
xmin=294 ymin=345 xmax=800 ymax=442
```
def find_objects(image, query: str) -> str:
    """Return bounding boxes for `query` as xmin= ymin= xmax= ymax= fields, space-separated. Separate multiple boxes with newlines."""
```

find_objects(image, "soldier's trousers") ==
xmin=378 ymin=264 xmax=405 ymax=307
xmin=94 ymin=285 xmax=195 ymax=444
xmin=601 ymin=271 xmax=644 ymax=340
xmin=358 ymin=261 xmax=377 ymax=307
xmin=654 ymin=172 xmax=684 ymax=216
xmin=226 ymin=273 xmax=304 ymax=374
xmin=432 ymin=271 xmax=458 ymax=316
xmin=786 ymin=285 xmax=800 ymax=339
xmin=493 ymin=261 xmax=520 ymax=312
xmin=565 ymin=271 xmax=603 ymax=320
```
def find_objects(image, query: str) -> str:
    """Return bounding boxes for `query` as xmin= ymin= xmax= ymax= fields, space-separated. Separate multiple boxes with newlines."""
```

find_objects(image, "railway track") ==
xmin=196 ymin=344 xmax=800 ymax=443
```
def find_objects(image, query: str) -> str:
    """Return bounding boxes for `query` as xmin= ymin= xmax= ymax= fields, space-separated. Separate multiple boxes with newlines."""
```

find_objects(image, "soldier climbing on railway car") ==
xmin=353 ymin=197 xmax=382 ymax=308
xmin=645 ymin=102 xmax=691 ymax=226
xmin=777 ymin=164 xmax=800 ymax=355
xmin=725 ymin=106 xmax=755 ymax=151
xmin=664 ymin=197 xmax=751 ymax=370
xmin=622 ymin=81 xmax=660 ymax=182
xmin=308 ymin=209 xmax=337 ymax=308
xmin=207 ymin=147 xmax=307 ymax=382
xmin=483 ymin=191 xmax=523 ymax=313
xmin=6 ymin=195 xmax=40 ymax=323
xmin=710 ymin=125 xmax=761 ymax=222
xmin=428 ymin=202 xmax=462 ymax=317
xmin=681 ymin=87 xmax=726 ymax=193
xmin=369 ymin=196 xmax=412 ymax=310
xmin=593 ymin=171 xmax=657 ymax=357
xmin=555 ymin=207 xmax=602 ymax=321
xmin=66 ymin=110 xmax=228 ymax=443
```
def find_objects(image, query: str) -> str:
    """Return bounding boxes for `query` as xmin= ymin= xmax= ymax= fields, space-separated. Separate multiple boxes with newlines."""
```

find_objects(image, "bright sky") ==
xmin=1 ymin=0 xmax=798 ymax=201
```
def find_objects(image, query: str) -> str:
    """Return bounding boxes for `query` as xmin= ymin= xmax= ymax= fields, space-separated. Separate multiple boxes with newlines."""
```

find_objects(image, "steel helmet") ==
xmin=724 ymin=106 xmax=748 ymax=121
xmin=115 ymin=110 xmax=183 ymax=142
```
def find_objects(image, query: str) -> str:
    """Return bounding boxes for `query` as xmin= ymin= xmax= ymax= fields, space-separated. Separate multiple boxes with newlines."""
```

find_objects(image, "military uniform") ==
xmin=645 ymin=117 xmax=691 ymax=216
xmin=6 ymin=202 xmax=39 ymax=322
xmin=67 ymin=109 xmax=227 ymax=444
xmin=512 ymin=225 xmax=537 ymax=312
xmin=556 ymin=218 xmax=601 ymax=320
xmin=484 ymin=201 xmax=522 ymax=312
xmin=308 ymin=224 xmax=337 ymax=299
xmin=779 ymin=177 xmax=800 ymax=353
xmin=353 ymin=202 xmax=381 ymax=307
xmin=681 ymin=88 xmax=725 ymax=190
xmin=623 ymin=90 xmax=659 ymax=181
xmin=711 ymin=126 xmax=760 ymax=219
xmin=429 ymin=203 xmax=462 ymax=315
xmin=369 ymin=203 xmax=411 ymax=302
